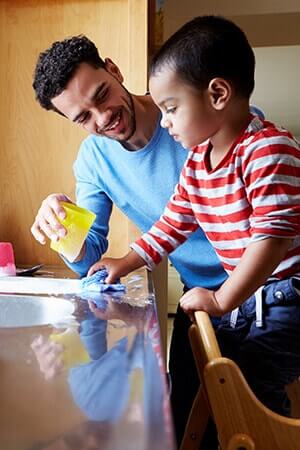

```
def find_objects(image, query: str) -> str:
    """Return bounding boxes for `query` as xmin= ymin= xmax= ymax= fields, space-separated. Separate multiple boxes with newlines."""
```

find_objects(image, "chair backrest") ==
xmin=187 ymin=311 xmax=300 ymax=450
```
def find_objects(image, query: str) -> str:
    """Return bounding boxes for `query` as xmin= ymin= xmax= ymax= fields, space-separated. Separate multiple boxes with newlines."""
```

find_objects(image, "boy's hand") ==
xmin=87 ymin=250 xmax=146 ymax=284
xmin=180 ymin=287 xmax=224 ymax=317
xmin=87 ymin=257 xmax=129 ymax=283
xmin=88 ymin=300 xmax=148 ymax=327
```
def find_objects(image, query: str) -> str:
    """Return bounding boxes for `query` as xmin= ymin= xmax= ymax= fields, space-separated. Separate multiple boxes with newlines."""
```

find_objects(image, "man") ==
xmin=31 ymin=34 xmax=227 ymax=448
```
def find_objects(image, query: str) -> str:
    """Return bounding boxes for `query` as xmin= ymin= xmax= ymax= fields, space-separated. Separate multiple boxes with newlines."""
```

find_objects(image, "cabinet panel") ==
xmin=0 ymin=0 xmax=148 ymax=265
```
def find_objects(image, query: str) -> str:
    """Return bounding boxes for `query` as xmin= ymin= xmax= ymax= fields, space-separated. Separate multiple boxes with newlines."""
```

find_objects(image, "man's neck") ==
xmin=123 ymin=95 xmax=160 ymax=151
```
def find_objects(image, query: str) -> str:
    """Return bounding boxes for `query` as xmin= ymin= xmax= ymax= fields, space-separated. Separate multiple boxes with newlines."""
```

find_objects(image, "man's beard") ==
xmin=111 ymin=85 xmax=136 ymax=147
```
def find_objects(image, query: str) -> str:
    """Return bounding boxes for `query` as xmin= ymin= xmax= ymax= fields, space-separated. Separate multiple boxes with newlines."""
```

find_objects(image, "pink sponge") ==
xmin=0 ymin=242 xmax=16 ymax=276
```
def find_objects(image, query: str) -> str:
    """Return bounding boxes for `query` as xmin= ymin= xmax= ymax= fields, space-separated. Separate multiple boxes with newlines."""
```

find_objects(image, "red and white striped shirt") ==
xmin=132 ymin=115 xmax=300 ymax=280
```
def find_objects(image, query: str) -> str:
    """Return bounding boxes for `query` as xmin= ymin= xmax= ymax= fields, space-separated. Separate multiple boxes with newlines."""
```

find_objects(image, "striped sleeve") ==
xmin=131 ymin=165 xmax=199 ymax=269
xmin=242 ymin=130 xmax=300 ymax=242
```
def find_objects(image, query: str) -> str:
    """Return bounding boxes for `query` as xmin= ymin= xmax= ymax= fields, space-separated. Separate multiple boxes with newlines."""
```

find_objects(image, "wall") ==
xmin=252 ymin=45 xmax=300 ymax=138
xmin=164 ymin=0 xmax=300 ymax=46
xmin=0 ymin=0 xmax=147 ymax=266
xmin=163 ymin=0 xmax=300 ymax=137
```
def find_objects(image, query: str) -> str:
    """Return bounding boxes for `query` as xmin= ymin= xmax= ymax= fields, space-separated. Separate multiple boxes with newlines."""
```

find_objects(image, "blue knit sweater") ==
xmin=66 ymin=117 xmax=227 ymax=290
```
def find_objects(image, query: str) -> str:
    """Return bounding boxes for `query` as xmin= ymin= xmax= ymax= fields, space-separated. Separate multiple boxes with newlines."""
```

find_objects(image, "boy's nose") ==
xmin=160 ymin=115 xmax=171 ymax=129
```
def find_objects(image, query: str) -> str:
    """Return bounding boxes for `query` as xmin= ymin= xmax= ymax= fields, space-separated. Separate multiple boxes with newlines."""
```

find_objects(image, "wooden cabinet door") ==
xmin=0 ymin=0 xmax=148 ymax=266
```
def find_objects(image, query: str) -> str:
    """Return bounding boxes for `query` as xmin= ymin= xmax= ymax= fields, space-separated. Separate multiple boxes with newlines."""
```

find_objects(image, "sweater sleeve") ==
xmin=242 ymin=128 xmax=300 ymax=242
xmin=64 ymin=140 xmax=112 ymax=277
xmin=131 ymin=165 xmax=199 ymax=269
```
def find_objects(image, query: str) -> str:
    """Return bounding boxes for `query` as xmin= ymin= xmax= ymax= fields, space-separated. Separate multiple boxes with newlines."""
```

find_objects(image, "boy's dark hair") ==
xmin=33 ymin=35 xmax=106 ymax=113
xmin=150 ymin=15 xmax=255 ymax=98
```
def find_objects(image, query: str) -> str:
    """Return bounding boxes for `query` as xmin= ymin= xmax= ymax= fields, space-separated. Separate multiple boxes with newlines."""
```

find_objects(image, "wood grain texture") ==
xmin=0 ymin=0 xmax=148 ymax=266
xmin=181 ymin=311 xmax=300 ymax=450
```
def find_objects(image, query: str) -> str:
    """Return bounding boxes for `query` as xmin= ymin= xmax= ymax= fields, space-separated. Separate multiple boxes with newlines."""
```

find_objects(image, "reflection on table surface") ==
xmin=0 ymin=268 xmax=175 ymax=450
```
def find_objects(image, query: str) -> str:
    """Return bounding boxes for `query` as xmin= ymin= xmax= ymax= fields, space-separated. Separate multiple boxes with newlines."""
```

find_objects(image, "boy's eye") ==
xmin=166 ymin=106 xmax=176 ymax=114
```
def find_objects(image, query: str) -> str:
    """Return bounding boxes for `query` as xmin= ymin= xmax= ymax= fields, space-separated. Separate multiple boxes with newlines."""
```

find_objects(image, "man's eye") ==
xmin=96 ymin=88 xmax=109 ymax=104
xmin=166 ymin=106 xmax=176 ymax=114
xmin=78 ymin=112 xmax=90 ymax=124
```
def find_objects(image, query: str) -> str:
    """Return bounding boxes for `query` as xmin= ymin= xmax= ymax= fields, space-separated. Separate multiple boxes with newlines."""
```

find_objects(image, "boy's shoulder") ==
xmin=242 ymin=115 xmax=298 ymax=148
xmin=239 ymin=115 xmax=299 ymax=164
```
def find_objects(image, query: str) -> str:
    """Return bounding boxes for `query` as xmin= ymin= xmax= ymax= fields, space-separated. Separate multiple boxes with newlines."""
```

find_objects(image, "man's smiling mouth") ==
xmin=101 ymin=111 xmax=121 ymax=132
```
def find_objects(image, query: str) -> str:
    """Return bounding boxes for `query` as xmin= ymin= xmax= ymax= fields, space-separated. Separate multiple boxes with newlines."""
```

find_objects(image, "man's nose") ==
xmin=94 ymin=108 xmax=113 ymax=131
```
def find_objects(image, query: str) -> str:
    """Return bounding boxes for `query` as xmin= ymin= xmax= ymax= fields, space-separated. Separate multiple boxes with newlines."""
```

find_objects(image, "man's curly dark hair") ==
xmin=33 ymin=35 xmax=106 ymax=114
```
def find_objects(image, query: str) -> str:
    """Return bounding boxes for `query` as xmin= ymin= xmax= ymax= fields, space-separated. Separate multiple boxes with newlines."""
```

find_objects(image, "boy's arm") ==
xmin=86 ymin=169 xmax=197 ymax=284
xmin=180 ymin=236 xmax=292 ymax=316
xmin=87 ymin=250 xmax=146 ymax=283
xmin=215 ymin=236 xmax=293 ymax=312
xmin=181 ymin=131 xmax=300 ymax=316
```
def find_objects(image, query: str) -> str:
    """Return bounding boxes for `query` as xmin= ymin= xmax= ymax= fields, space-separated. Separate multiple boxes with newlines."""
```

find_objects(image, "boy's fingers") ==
xmin=87 ymin=263 xmax=104 ymax=277
xmin=87 ymin=267 xmax=96 ymax=277
xmin=188 ymin=312 xmax=195 ymax=322
xmin=104 ymin=273 xmax=116 ymax=284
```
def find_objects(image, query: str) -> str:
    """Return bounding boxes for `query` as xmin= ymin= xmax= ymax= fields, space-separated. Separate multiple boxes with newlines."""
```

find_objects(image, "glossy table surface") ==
xmin=0 ymin=267 xmax=175 ymax=450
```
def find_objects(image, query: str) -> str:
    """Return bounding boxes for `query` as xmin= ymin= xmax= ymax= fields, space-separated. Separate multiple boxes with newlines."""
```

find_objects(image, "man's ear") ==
xmin=104 ymin=58 xmax=124 ymax=83
xmin=207 ymin=78 xmax=231 ymax=110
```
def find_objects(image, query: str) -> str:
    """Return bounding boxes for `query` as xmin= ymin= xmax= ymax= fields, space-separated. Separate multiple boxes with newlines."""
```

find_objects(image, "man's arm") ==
xmin=31 ymin=138 xmax=115 ymax=277
xmin=66 ymin=187 xmax=112 ymax=277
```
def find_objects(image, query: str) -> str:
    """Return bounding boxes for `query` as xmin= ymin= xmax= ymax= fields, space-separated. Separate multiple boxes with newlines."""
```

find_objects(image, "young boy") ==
xmin=89 ymin=16 xmax=300 ymax=418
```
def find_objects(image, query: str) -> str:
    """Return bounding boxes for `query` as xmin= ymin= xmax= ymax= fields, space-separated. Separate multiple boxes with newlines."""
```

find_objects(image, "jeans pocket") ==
xmin=265 ymin=278 xmax=300 ymax=307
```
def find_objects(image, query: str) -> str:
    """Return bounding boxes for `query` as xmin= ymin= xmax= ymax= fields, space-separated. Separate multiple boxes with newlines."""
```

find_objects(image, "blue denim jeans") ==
xmin=216 ymin=277 xmax=300 ymax=416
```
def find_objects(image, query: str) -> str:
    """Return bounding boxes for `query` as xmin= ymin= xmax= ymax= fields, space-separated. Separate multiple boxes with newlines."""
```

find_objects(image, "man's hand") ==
xmin=87 ymin=250 xmax=146 ymax=283
xmin=31 ymin=335 xmax=64 ymax=380
xmin=31 ymin=193 xmax=73 ymax=244
xmin=180 ymin=286 xmax=224 ymax=317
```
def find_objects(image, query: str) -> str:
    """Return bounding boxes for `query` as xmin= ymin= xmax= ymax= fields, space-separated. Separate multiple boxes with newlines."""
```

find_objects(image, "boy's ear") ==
xmin=104 ymin=58 xmax=124 ymax=83
xmin=207 ymin=78 xmax=231 ymax=110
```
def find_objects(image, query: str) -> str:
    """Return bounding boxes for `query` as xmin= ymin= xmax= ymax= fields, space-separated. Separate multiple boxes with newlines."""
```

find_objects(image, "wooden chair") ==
xmin=180 ymin=311 xmax=300 ymax=450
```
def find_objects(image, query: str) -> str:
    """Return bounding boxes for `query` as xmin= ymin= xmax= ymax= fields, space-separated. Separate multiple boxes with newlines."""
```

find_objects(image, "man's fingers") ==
xmin=31 ymin=222 xmax=47 ymax=244
xmin=31 ymin=193 xmax=72 ymax=245
xmin=32 ymin=339 xmax=64 ymax=380
xmin=31 ymin=335 xmax=46 ymax=350
xmin=46 ymin=193 xmax=71 ymax=218
xmin=44 ymin=358 xmax=64 ymax=381
xmin=32 ymin=218 xmax=59 ymax=242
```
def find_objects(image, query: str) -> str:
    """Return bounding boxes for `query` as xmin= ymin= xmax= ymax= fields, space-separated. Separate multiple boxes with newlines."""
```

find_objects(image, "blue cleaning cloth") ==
xmin=79 ymin=290 xmax=124 ymax=310
xmin=81 ymin=269 xmax=126 ymax=293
